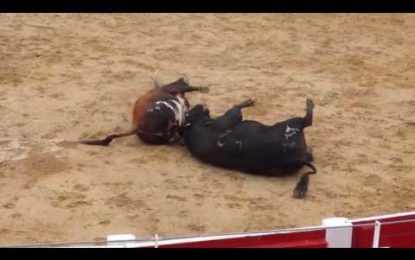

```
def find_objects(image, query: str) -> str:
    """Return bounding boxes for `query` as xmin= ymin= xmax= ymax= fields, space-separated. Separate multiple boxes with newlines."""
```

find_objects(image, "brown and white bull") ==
xmin=80 ymin=77 xmax=208 ymax=146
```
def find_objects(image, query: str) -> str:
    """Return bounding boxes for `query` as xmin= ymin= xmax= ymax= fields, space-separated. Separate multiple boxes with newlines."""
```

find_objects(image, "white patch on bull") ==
xmin=217 ymin=129 xmax=232 ymax=148
xmin=147 ymin=108 xmax=155 ymax=112
xmin=170 ymin=100 xmax=185 ymax=126
xmin=284 ymin=124 xmax=300 ymax=140
xmin=155 ymin=101 xmax=175 ymax=116
xmin=156 ymin=101 xmax=175 ymax=111
xmin=176 ymin=95 xmax=188 ymax=110
xmin=154 ymin=99 xmax=186 ymax=126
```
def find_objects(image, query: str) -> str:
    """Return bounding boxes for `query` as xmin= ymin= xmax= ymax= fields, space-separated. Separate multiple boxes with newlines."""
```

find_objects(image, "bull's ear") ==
xmin=151 ymin=77 xmax=161 ymax=88
xmin=151 ymin=71 xmax=162 ymax=88
xmin=179 ymin=74 xmax=189 ymax=84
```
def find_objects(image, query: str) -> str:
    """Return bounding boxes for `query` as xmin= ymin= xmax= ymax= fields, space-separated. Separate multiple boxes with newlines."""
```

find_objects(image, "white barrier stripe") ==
xmin=154 ymin=234 xmax=159 ymax=248
xmin=372 ymin=221 xmax=381 ymax=248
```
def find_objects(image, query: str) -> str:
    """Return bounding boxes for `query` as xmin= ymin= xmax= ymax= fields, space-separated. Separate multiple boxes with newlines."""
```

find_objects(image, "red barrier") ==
xmin=351 ymin=213 xmax=415 ymax=248
xmin=11 ymin=211 xmax=415 ymax=248
xmin=157 ymin=212 xmax=415 ymax=248
xmin=161 ymin=230 xmax=327 ymax=248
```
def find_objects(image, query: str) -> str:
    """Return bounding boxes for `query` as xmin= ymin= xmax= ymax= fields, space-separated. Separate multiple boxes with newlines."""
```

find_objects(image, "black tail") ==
xmin=79 ymin=129 xmax=137 ymax=146
xmin=293 ymin=162 xmax=317 ymax=199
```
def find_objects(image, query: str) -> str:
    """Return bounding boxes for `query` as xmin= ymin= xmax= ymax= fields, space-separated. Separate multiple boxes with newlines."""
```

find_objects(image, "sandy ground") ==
xmin=0 ymin=14 xmax=414 ymax=246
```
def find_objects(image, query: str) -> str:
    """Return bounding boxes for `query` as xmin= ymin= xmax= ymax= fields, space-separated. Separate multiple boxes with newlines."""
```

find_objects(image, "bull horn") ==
xmin=151 ymin=71 xmax=161 ymax=88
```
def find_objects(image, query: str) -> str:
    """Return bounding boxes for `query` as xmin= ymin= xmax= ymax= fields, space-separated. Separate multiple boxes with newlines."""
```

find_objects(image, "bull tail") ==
xmin=293 ymin=162 xmax=317 ymax=199
xmin=79 ymin=128 xmax=137 ymax=146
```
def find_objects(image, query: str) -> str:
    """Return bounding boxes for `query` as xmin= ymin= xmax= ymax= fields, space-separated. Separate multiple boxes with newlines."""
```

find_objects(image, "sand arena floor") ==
xmin=0 ymin=14 xmax=414 ymax=245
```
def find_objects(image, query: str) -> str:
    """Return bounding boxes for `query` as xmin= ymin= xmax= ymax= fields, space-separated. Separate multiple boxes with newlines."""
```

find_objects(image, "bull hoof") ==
xmin=293 ymin=175 xmax=309 ymax=199
xmin=238 ymin=99 xmax=255 ymax=109
xmin=198 ymin=86 xmax=210 ymax=93
xmin=247 ymin=99 xmax=255 ymax=107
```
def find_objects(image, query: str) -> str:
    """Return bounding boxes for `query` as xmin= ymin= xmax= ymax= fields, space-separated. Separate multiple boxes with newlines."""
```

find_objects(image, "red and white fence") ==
xmin=13 ymin=211 xmax=415 ymax=248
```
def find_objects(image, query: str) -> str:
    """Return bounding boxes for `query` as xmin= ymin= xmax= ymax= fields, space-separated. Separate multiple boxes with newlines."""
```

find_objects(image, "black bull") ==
xmin=181 ymin=99 xmax=316 ymax=198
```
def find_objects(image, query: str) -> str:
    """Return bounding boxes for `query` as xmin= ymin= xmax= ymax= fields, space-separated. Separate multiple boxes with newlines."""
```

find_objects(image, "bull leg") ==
xmin=213 ymin=99 xmax=255 ymax=130
xmin=79 ymin=129 xmax=137 ymax=146
xmin=279 ymin=98 xmax=314 ymax=133
xmin=303 ymin=98 xmax=314 ymax=128
xmin=162 ymin=77 xmax=209 ymax=94
xmin=235 ymin=99 xmax=255 ymax=109
xmin=293 ymin=162 xmax=317 ymax=199
xmin=181 ymin=85 xmax=210 ymax=94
